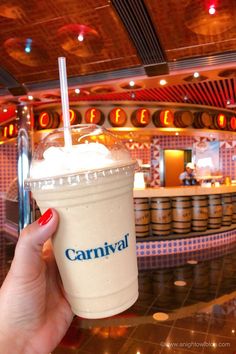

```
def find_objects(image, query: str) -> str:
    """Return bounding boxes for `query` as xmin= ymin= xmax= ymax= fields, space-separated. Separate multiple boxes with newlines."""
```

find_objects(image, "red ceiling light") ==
xmin=208 ymin=4 xmax=216 ymax=15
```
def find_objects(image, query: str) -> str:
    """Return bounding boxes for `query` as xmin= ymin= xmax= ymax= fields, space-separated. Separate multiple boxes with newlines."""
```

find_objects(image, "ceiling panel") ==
xmin=145 ymin=0 xmax=236 ymax=61
xmin=0 ymin=0 xmax=235 ymax=113
xmin=0 ymin=0 xmax=140 ymax=84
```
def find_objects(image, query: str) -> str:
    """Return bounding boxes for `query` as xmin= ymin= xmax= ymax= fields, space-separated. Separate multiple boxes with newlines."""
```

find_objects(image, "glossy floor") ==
xmin=2 ymin=237 xmax=236 ymax=354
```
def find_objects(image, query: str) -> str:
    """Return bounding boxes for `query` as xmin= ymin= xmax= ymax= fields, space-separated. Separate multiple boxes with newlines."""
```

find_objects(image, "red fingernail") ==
xmin=38 ymin=208 xmax=53 ymax=226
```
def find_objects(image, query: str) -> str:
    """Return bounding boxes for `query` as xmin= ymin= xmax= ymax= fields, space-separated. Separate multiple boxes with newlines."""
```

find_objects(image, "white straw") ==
xmin=58 ymin=57 xmax=72 ymax=149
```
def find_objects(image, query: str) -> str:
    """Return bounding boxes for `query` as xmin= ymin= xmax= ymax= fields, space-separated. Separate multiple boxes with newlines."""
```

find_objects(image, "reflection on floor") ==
xmin=2 ymin=235 xmax=236 ymax=353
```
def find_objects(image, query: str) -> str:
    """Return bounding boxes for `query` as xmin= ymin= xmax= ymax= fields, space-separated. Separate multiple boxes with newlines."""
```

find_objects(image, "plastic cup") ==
xmin=25 ymin=124 xmax=138 ymax=319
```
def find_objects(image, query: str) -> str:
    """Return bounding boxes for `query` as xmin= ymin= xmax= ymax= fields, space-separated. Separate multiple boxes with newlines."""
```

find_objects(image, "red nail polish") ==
xmin=38 ymin=208 xmax=53 ymax=226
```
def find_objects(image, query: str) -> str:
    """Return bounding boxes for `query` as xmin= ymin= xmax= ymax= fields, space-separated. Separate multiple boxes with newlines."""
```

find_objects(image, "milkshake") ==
xmin=25 ymin=124 xmax=138 ymax=319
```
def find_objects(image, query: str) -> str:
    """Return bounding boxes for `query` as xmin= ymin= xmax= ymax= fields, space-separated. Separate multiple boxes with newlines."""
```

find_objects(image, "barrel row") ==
xmin=134 ymin=193 xmax=236 ymax=237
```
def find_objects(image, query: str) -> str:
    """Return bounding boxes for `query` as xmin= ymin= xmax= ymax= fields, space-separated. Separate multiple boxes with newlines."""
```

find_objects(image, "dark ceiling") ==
xmin=0 ymin=0 xmax=235 ymax=111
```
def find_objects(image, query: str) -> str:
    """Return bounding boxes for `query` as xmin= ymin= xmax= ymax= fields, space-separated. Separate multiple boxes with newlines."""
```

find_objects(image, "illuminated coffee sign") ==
xmin=153 ymin=109 xmax=174 ymax=127
xmin=131 ymin=108 xmax=150 ymax=127
xmin=1 ymin=122 xmax=18 ymax=138
xmin=61 ymin=109 xmax=82 ymax=125
xmin=229 ymin=116 xmax=236 ymax=131
xmin=108 ymin=108 xmax=127 ymax=127
xmin=38 ymin=112 xmax=51 ymax=129
xmin=37 ymin=111 xmax=60 ymax=130
xmin=216 ymin=113 xmax=227 ymax=129
xmin=85 ymin=108 xmax=104 ymax=125
xmin=160 ymin=110 xmax=174 ymax=126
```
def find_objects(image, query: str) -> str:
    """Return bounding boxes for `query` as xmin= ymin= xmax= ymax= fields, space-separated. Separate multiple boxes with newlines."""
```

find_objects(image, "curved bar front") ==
xmin=134 ymin=185 xmax=236 ymax=198
xmin=133 ymin=185 xmax=236 ymax=258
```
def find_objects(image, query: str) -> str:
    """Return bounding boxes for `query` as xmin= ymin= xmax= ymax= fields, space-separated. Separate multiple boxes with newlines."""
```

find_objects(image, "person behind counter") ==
xmin=179 ymin=162 xmax=198 ymax=185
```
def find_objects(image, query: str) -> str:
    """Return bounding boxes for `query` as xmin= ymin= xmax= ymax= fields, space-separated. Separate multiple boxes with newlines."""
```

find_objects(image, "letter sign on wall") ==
xmin=131 ymin=108 xmax=150 ymax=127
xmin=85 ymin=108 xmax=104 ymax=125
xmin=229 ymin=116 xmax=236 ymax=131
xmin=108 ymin=108 xmax=127 ymax=127
xmin=37 ymin=111 xmax=60 ymax=130
xmin=153 ymin=109 xmax=174 ymax=127
xmin=38 ymin=112 xmax=50 ymax=129
xmin=160 ymin=110 xmax=174 ymax=126
xmin=61 ymin=109 xmax=82 ymax=125
xmin=2 ymin=123 xmax=18 ymax=138
xmin=216 ymin=113 xmax=227 ymax=129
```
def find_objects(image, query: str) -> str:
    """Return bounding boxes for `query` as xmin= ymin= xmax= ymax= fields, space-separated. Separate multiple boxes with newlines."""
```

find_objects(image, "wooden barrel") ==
xmin=212 ymin=113 xmax=227 ymax=130
xmin=208 ymin=195 xmax=222 ymax=229
xmin=37 ymin=111 xmax=60 ymax=129
xmin=232 ymin=193 xmax=236 ymax=223
xmin=174 ymin=111 xmax=194 ymax=128
xmin=193 ymin=111 xmax=212 ymax=128
xmin=192 ymin=196 xmax=208 ymax=231
xmin=222 ymin=193 xmax=233 ymax=226
xmin=172 ymin=196 xmax=192 ymax=233
xmin=131 ymin=108 xmax=150 ymax=127
xmin=134 ymin=198 xmax=150 ymax=237
xmin=151 ymin=197 xmax=172 ymax=236
xmin=152 ymin=109 xmax=174 ymax=128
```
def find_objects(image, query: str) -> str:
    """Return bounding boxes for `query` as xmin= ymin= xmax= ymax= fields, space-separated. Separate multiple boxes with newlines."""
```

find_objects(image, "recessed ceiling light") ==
xmin=28 ymin=95 xmax=34 ymax=100
xmin=75 ymin=88 xmax=80 ymax=94
xmin=193 ymin=72 xmax=200 ymax=78
xmin=129 ymin=80 xmax=135 ymax=87
xmin=226 ymin=99 xmax=231 ymax=105
xmin=130 ymin=92 xmax=136 ymax=99
xmin=77 ymin=33 xmax=84 ymax=42
xmin=160 ymin=79 xmax=167 ymax=86
xmin=3 ymin=108 xmax=8 ymax=113
xmin=208 ymin=4 xmax=216 ymax=15
xmin=24 ymin=38 xmax=32 ymax=53
xmin=183 ymin=95 xmax=188 ymax=102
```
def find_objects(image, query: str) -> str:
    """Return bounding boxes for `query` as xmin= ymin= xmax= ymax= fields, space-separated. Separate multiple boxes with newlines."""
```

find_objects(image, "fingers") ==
xmin=10 ymin=208 xmax=59 ymax=278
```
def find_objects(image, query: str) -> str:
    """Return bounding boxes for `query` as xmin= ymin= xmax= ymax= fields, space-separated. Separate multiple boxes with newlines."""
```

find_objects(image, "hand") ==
xmin=0 ymin=208 xmax=74 ymax=354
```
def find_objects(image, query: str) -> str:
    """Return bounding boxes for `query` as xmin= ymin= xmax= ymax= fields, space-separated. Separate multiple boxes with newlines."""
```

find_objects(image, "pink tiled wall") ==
xmin=220 ymin=141 xmax=236 ymax=180
xmin=125 ymin=142 xmax=150 ymax=164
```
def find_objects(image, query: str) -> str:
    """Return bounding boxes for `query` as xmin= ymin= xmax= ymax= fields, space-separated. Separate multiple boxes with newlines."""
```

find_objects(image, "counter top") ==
xmin=133 ymin=184 xmax=236 ymax=198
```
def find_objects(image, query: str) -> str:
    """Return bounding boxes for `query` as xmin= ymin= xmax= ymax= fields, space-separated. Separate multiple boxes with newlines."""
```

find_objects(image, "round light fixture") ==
xmin=160 ymin=79 xmax=167 ymax=86
xmin=208 ymin=5 xmax=216 ymax=15
xmin=129 ymin=80 xmax=135 ymax=87
xmin=77 ymin=33 xmax=84 ymax=42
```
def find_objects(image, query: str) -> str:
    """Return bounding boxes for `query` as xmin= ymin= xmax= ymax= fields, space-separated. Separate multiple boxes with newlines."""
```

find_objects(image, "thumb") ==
xmin=10 ymin=208 xmax=59 ymax=277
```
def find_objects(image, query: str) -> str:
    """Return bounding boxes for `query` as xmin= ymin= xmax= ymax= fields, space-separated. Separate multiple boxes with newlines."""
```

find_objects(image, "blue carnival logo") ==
xmin=65 ymin=233 xmax=129 ymax=261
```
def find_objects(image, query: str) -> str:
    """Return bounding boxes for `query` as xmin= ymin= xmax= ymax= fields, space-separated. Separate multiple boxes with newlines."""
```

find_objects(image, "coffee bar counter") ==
xmin=133 ymin=184 xmax=236 ymax=198
xmin=133 ymin=185 xmax=236 ymax=258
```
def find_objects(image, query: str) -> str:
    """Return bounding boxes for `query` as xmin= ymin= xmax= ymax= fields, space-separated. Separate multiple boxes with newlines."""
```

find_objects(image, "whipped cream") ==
xmin=30 ymin=143 xmax=131 ymax=179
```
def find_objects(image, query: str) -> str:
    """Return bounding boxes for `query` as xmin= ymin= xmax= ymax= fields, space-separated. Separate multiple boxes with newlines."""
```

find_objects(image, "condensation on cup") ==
xmin=25 ymin=124 xmax=138 ymax=319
